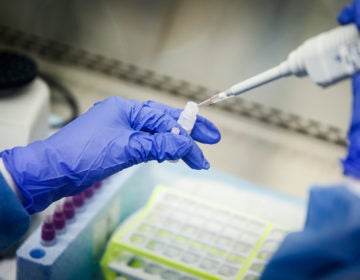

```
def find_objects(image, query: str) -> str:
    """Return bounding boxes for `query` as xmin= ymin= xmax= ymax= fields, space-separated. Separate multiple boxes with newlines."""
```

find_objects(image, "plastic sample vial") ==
xmin=172 ymin=101 xmax=199 ymax=134
xmin=72 ymin=193 xmax=85 ymax=212
xmin=41 ymin=215 xmax=56 ymax=246
xmin=53 ymin=204 xmax=66 ymax=234
xmin=93 ymin=181 xmax=102 ymax=190
xmin=169 ymin=101 xmax=198 ymax=163
xmin=83 ymin=186 xmax=95 ymax=199
xmin=63 ymin=197 xmax=75 ymax=222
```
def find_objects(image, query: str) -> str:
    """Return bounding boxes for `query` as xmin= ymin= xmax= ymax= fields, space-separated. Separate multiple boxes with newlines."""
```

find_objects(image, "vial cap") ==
xmin=53 ymin=205 xmax=66 ymax=230
xmin=41 ymin=215 xmax=56 ymax=241
xmin=72 ymin=193 xmax=85 ymax=208
xmin=63 ymin=198 xmax=75 ymax=220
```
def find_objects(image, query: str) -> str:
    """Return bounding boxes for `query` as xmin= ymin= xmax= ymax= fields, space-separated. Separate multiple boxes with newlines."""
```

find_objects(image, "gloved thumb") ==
xmin=124 ymin=132 xmax=193 ymax=164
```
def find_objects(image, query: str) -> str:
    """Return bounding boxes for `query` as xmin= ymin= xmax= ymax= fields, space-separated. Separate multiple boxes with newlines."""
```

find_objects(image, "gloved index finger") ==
xmin=132 ymin=103 xmax=181 ymax=134
xmin=190 ymin=117 xmax=221 ymax=144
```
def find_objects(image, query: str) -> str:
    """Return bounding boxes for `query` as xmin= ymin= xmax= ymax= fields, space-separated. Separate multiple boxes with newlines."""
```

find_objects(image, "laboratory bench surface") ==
xmin=0 ymin=58 xmax=345 ymax=280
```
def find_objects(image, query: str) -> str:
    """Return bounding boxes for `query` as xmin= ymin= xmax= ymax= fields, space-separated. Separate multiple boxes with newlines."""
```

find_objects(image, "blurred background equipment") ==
xmin=0 ymin=51 xmax=49 ymax=150
xmin=0 ymin=51 xmax=37 ymax=91
xmin=41 ymin=72 xmax=79 ymax=129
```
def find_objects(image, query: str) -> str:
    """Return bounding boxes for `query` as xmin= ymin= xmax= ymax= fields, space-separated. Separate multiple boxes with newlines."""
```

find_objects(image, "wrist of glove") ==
xmin=0 ymin=97 xmax=221 ymax=213
xmin=261 ymin=185 xmax=360 ymax=280
xmin=338 ymin=0 xmax=360 ymax=178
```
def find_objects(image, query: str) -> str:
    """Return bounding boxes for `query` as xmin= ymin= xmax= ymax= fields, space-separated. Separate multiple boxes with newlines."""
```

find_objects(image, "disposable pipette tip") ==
xmin=198 ymin=92 xmax=228 ymax=107
xmin=198 ymin=98 xmax=213 ymax=107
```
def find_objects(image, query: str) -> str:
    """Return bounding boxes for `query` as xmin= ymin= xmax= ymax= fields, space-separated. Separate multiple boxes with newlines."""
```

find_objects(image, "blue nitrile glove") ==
xmin=342 ymin=72 xmax=360 ymax=177
xmin=338 ymin=0 xmax=360 ymax=28
xmin=339 ymin=0 xmax=360 ymax=178
xmin=261 ymin=3 xmax=360 ymax=278
xmin=261 ymin=186 xmax=360 ymax=280
xmin=0 ymin=97 xmax=221 ymax=214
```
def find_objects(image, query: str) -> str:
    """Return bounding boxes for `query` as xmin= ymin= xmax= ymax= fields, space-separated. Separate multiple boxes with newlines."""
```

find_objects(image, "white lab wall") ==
xmin=0 ymin=0 xmax=351 ymax=130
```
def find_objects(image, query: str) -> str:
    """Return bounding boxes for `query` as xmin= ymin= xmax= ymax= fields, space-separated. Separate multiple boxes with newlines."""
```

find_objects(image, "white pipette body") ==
xmin=199 ymin=24 xmax=360 ymax=106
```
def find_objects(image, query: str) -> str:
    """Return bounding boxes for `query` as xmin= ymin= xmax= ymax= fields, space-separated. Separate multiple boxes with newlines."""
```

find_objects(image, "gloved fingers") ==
xmin=143 ymin=100 xmax=183 ymax=118
xmin=144 ymin=100 xmax=221 ymax=144
xmin=132 ymin=104 xmax=181 ymax=134
xmin=92 ymin=97 xmax=182 ymax=134
xmin=125 ymin=132 xmax=210 ymax=170
xmin=125 ymin=132 xmax=193 ymax=163
xmin=181 ymin=142 xmax=210 ymax=170
xmin=190 ymin=117 xmax=221 ymax=144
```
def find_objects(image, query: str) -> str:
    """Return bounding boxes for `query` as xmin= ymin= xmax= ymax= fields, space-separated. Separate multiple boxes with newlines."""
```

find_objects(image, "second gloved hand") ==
xmin=0 ymin=97 xmax=221 ymax=213
xmin=261 ymin=186 xmax=360 ymax=280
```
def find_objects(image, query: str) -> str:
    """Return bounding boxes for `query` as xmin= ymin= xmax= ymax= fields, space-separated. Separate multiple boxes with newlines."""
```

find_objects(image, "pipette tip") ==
xmin=197 ymin=98 xmax=213 ymax=107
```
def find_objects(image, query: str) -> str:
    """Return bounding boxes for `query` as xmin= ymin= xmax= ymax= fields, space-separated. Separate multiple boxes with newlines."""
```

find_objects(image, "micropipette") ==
xmin=199 ymin=23 xmax=360 ymax=107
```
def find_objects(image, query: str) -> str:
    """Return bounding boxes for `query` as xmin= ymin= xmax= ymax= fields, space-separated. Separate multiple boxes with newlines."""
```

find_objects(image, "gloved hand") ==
xmin=261 ymin=186 xmax=360 ymax=280
xmin=339 ymin=0 xmax=360 ymax=178
xmin=0 ymin=97 xmax=221 ymax=213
